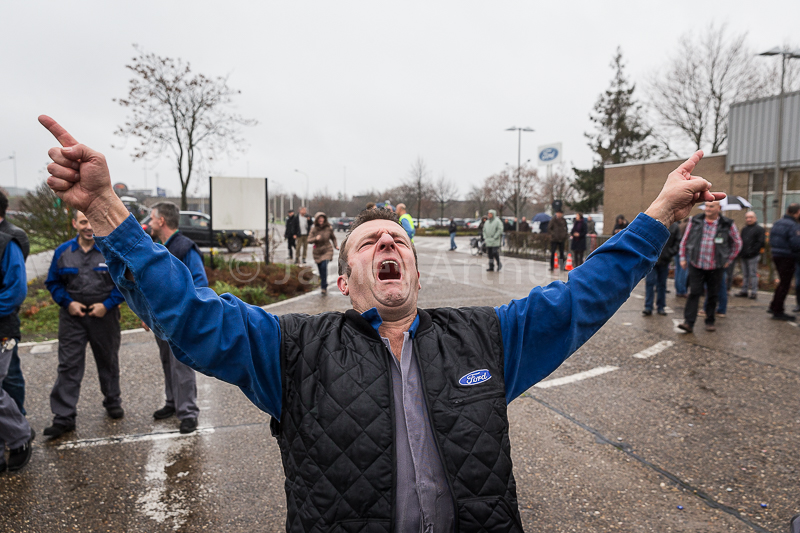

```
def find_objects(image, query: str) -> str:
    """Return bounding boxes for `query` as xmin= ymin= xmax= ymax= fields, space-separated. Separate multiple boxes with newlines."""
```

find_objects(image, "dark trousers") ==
xmin=287 ymin=236 xmax=296 ymax=259
xmin=2 ymin=347 xmax=25 ymax=415
xmin=155 ymin=335 xmax=199 ymax=420
xmin=50 ymin=307 xmax=122 ymax=425
xmin=487 ymin=247 xmax=501 ymax=270
xmin=550 ymin=241 xmax=565 ymax=269
xmin=770 ymin=256 xmax=796 ymax=314
xmin=317 ymin=259 xmax=329 ymax=290
xmin=645 ymin=262 xmax=669 ymax=312
xmin=684 ymin=265 xmax=723 ymax=326
xmin=573 ymin=249 xmax=585 ymax=267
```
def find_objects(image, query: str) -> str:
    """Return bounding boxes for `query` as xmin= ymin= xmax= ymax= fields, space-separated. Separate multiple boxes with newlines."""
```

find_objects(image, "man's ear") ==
xmin=337 ymin=275 xmax=349 ymax=295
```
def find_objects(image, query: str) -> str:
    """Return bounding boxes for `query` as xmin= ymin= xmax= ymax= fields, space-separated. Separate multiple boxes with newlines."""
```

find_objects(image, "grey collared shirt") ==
xmin=381 ymin=332 xmax=454 ymax=533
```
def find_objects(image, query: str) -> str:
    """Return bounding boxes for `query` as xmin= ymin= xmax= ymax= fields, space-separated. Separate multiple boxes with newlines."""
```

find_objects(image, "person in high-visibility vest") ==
xmin=396 ymin=203 xmax=415 ymax=242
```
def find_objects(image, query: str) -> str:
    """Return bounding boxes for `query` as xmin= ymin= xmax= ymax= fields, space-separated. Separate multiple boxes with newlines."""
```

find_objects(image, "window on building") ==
xmin=784 ymin=170 xmax=800 ymax=216
xmin=750 ymin=171 xmax=778 ymax=224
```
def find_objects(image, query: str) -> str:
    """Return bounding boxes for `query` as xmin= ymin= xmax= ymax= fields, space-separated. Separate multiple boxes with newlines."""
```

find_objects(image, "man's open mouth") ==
xmin=377 ymin=260 xmax=402 ymax=281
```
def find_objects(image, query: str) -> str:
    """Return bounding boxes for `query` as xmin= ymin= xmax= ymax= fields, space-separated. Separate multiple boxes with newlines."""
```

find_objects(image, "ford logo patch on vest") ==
xmin=459 ymin=369 xmax=492 ymax=386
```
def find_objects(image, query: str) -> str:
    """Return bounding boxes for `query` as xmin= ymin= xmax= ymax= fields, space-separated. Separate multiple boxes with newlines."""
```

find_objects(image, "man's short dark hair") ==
xmin=152 ymin=202 xmax=180 ymax=230
xmin=788 ymin=203 xmax=800 ymax=216
xmin=338 ymin=208 xmax=418 ymax=276
xmin=0 ymin=190 xmax=8 ymax=218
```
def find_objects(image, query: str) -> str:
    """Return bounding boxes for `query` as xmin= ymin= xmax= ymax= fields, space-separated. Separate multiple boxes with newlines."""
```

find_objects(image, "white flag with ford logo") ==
xmin=537 ymin=143 xmax=562 ymax=166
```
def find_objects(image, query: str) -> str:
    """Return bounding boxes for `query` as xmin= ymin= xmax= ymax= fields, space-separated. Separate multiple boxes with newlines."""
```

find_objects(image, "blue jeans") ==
xmin=704 ymin=271 xmax=728 ymax=314
xmin=2 ymin=344 xmax=25 ymax=416
xmin=645 ymin=263 xmax=669 ymax=312
xmin=450 ymin=232 xmax=457 ymax=250
xmin=318 ymin=260 xmax=329 ymax=290
xmin=674 ymin=256 xmax=688 ymax=295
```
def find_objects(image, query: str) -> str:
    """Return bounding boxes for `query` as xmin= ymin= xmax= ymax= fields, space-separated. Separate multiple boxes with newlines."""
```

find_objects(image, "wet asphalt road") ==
xmin=2 ymin=235 xmax=798 ymax=532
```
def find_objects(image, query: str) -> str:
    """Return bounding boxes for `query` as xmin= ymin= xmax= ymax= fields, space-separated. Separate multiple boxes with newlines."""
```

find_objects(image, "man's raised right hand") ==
xmin=39 ymin=115 xmax=129 ymax=236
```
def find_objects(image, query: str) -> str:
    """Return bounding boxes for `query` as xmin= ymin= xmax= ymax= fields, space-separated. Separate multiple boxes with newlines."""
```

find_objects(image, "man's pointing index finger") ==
xmin=38 ymin=115 xmax=79 ymax=147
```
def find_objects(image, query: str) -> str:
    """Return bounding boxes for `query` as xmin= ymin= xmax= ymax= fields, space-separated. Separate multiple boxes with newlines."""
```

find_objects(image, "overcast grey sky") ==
xmin=2 ymin=1 xmax=798 ymax=200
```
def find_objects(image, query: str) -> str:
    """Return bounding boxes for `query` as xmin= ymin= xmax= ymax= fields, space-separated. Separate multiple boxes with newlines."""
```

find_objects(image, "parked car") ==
xmin=335 ymin=217 xmax=354 ymax=232
xmin=466 ymin=219 xmax=481 ymax=229
xmin=140 ymin=210 xmax=255 ymax=252
xmin=415 ymin=218 xmax=437 ymax=229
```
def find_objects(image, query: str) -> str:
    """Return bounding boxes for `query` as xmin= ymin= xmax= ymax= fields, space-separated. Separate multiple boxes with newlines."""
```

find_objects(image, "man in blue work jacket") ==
xmin=40 ymin=115 xmax=723 ymax=532
xmin=0 ymin=220 xmax=34 ymax=472
xmin=0 ymin=190 xmax=30 ymax=417
xmin=145 ymin=201 xmax=205 ymax=434
xmin=44 ymin=210 xmax=125 ymax=438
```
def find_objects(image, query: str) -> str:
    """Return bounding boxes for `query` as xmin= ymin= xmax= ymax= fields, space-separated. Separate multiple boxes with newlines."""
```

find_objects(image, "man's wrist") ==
xmin=644 ymin=199 xmax=674 ymax=228
xmin=85 ymin=191 xmax=130 ymax=237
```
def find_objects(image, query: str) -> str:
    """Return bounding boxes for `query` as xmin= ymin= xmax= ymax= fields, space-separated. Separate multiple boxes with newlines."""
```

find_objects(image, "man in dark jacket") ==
xmin=0 ymin=191 xmax=30 ymax=417
xmin=548 ymin=210 xmax=568 ymax=271
xmin=42 ymin=116 xmax=723 ymax=533
xmin=735 ymin=211 xmax=765 ymax=299
xmin=284 ymin=209 xmax=297 ymax=261
xmin=147 ymin=202 xmax=207 ymax=433
xmin=448 ymin=218 xmax=458 ymax=250
xmin=293 ymin=206 xmax=313 ymax=264
xmin=643 ymin=221 xmax=680 ymax=316
xmin=767 ymin=203 xmax=800 ymax=320
xmin=677 ymin=201 xmax=742 ymax=333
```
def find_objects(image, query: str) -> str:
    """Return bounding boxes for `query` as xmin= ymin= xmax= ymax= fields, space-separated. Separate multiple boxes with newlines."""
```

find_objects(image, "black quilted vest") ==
xmin=0 ymin=232 xmax=21 ymax=339
xmin=165 ymin=231 xmax=201 ymax=264
xmin=274 ymin=307 xmax=523 ymax=533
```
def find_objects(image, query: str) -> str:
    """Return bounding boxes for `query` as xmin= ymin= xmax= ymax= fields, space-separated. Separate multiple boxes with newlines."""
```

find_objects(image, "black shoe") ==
xmin=106 ymin=406 xmax=124 ymax=419
xmin=642 ymin=310 xmax=652 ymax=316
xmin=677 ymin=322 xmax=694 ymax=333
xmin=657 ymin=309 xmax=668 ymax=316
xmin=766 ymin=308 xmax=774 ymax=314
xmin=0 ymin=456 xmax=5 ymax=472
xmin=8 ymin=429 xmax=35 ymax=471
xmin=772 ymin=313 xmax=796 ymax=321
xmin=749 ymin=294 xmax=757 ymax=300
xmin=43 ymin=423 xmax=75 ymax=438
xmin=486 ymin=268 xmax=494 ymax=272
xmin=793 ymin=306 xmax=800 ymax=313
xmin=153 ymin=405 xmax=176 ymax=420
xmin=179 ymin=418 xmax=198 ymax=434
xmin=497 ymin=264 xmax=502 ymax=272
xmin=735 ymin=292 xmax=749 ymax=298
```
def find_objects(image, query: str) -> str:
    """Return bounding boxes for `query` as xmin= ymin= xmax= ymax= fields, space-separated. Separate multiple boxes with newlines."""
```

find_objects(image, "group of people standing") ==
xmin=1 ymin=198 xmax=207 ymax=474
xmin=284 ymin=206 xmax=339 ymax=295
xmin=641 ymin=199 xmax=799 ymax=332
xmin=548 ymin=210 xmax=595 ymax=270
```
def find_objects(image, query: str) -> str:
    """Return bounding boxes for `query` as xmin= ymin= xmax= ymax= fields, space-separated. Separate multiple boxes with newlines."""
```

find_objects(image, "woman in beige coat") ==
xmin=308 ymin=212 xmax=338 ymax=294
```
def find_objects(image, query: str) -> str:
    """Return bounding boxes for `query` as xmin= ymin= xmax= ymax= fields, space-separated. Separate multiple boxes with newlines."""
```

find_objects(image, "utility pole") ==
xmin=505 ymin=127 xmax=534 ymax=231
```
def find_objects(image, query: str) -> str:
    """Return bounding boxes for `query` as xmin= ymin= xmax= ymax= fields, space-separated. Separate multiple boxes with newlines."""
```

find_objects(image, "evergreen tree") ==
xmin=571 ymin=48 xmax=660 ymax=212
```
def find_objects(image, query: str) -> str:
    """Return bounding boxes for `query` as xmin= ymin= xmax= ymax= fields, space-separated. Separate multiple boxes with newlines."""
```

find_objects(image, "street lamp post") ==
xmin=758 ymin=47 xmax=800 ymax=219
xmin=294 ymin=169 xmax=310 ymax=212
xmin=505 ymin=127 xmax=534 ymax=231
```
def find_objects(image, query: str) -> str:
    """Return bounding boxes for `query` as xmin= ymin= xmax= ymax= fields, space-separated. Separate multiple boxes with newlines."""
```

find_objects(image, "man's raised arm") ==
xmin=39 ymin=115 xmax=283 ymax=418
xmin=500 ymin=151 xmax=725 ymax=401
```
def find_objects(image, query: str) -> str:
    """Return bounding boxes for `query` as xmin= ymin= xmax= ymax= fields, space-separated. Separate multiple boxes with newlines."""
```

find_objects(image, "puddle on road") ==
xmin=136 ymin=435 xmax=197 ymax=530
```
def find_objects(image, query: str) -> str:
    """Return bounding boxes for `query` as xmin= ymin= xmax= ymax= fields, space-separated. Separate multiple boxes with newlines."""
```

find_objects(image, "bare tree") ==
xmin=538 ymin=165 xmax=576 ymax=209
xmin=16 ymin=183 xmax=74 ymax=251
xmin=403 ymin=157 xmax=433 ymax=224
xmin=649 ymin=24 xmax=771 ymax=154
xmin=466 ymin=185 xmax=490 ymax=218
xmin=114 ymin=45 xmax=257 ymax=209
xmin=431 ymin=175 xmax=459 ymax=223
xmin=483 ymin=164 xmax=539 ymax=219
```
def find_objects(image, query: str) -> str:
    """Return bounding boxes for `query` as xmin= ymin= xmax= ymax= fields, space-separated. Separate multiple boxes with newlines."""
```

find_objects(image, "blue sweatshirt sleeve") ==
xmin=184 ymin=248 xmax=208 ymax=288
xmin=94 ymin=214 xmax=282 ymax=418
xmin=498 ymin=213 xmax=669 ymax=403
xmin=0 ymin=241 xmax=27 ymax=317
xmin=45 ymin=244 xmax=75 ymax=308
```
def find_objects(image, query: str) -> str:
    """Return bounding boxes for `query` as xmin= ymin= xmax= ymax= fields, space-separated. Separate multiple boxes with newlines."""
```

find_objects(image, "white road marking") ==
xmin=30 ymin=344 xmax=53 ymax=354
xmin=19 ymin=338 xmax=58 ymax=347
xmin=534 ymin=366 xmax=619 ymax=389
xmin=57 ymin=428 xmax=215 ymax=450
xmin=136 ymin=433 xmax=197 ymax=529
xmin=632 ymin=340 xmax=674 ymax=359
xmin=122 ymin=328 xmax=147 ymax=335
xmin=632 ymin=294 xmax=644 ymax=299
